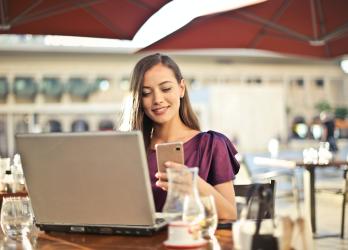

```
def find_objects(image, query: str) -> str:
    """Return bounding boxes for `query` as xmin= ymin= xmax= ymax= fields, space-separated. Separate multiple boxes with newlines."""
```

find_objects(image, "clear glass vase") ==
xmin=162 ymin=167 xmax=204 ymax=226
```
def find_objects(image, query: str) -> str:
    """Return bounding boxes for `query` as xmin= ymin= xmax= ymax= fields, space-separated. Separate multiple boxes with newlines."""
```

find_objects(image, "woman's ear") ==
xmin=179 ymin=79 xmax=186 ymax=98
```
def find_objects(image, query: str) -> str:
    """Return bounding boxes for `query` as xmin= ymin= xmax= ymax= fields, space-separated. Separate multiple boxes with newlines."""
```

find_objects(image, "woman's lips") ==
xmin=152 ymin=106 xmax=168 ymax=115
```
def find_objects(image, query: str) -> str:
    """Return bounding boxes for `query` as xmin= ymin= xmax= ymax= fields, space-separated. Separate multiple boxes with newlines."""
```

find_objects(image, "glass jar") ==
xmin=163 ymin=167 xmax=205 ymax=230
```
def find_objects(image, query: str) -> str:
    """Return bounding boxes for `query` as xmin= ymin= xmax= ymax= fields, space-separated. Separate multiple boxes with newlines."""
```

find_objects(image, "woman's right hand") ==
xmin=155 ymin=171 xmax=168 ymax=190
xmin=155 ymin=161 xmax=187 ymax=191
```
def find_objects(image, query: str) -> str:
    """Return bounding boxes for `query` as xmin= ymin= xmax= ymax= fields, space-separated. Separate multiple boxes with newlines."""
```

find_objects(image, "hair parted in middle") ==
xmin=129 ymin=53 xmax=200 ymax=150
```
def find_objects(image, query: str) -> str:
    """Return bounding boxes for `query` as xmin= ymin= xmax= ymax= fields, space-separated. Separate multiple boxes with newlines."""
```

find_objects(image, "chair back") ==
xmin=234 ymin=180 xmax=275 ymax=219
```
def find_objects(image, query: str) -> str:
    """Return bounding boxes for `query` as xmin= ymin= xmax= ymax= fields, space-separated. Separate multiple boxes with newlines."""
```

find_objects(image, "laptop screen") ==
xmin=16 ymin=131 xmax=156 ymax=227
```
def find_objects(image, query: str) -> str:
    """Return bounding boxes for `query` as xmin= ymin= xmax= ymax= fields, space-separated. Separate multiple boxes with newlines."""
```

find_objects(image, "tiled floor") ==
xmin=275 ymin=193 xmax=348 ymax=250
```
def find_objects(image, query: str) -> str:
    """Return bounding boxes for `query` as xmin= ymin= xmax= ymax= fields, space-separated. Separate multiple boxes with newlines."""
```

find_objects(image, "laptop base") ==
xmin=38 ymin=223 xmax=167 ymax=236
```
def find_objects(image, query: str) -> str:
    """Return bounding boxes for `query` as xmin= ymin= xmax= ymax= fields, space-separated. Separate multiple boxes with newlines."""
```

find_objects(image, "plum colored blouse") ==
xmin=147 ymin=130 xmax=240 ymax=211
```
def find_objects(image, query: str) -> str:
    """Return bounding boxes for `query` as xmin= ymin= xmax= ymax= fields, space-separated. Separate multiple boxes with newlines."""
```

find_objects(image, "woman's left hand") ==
xmin=155 ymin=161 xmax=186 ymax=191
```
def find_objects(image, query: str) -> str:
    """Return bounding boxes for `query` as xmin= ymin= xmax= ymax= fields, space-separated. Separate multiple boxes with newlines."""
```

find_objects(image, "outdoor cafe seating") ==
xmin=242 ymin=146 xmax=348 ymax=239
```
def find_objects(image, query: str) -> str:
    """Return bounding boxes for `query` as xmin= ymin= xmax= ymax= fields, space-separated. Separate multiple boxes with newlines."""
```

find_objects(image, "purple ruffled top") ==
xmin=147 ymin=130 xmax=240 ymax=211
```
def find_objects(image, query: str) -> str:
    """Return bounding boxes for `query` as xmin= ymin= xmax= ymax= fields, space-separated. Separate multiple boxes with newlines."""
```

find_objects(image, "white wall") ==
xmin=207 ymin=85 xmax=286 ymax=151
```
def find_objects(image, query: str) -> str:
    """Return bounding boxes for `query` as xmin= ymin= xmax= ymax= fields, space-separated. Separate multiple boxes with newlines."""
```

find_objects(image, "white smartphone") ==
xmin=155 ymin=142 xmax=184 ymax=173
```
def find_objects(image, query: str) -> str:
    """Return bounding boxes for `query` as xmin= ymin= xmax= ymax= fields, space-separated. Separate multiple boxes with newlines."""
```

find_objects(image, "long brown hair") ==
xmin=129 ymin=53 xmax=200 ymax=150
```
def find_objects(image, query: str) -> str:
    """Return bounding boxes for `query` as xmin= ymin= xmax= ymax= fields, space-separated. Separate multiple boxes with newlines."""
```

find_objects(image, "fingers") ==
xmin=155 ymin=172 xmax=168 ymax=191
xmin=155 ymin=172 xmax=168 ymax=181
xmin=155 ymin=179 xmax=168 ymax=191
xmin=154 ymin=162 xmax=188 ymax=192
xmin=164 ymin=161 xmax=186 ymax=169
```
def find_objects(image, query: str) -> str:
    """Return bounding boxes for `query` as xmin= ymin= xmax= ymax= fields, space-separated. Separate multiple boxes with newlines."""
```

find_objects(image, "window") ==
xmin=42 ymin=77 xmax=63 ymax=99
xmin=67 ymin=77 xmax=90 ymax=99
xmin=0 ymin=77 xmax=9 ymax=100
xmin=315 ymin=78 xmax=324 ymax=88
xmin=13 ymin=77 xmax=38 ymax=100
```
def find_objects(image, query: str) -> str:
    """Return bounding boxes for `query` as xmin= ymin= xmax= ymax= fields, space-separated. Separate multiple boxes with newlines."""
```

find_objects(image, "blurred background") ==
xmin=0 ymin=1 xmax=348 ymax=247
xmin=0 ymin=0 xmax=347 ymax=158
xmin=0 ymin=36 xmax=347 ymax=157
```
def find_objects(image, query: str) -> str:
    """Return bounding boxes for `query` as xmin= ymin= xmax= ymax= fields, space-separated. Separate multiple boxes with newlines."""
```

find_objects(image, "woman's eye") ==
xmin=142 ymin=90 xmax=151 ymax=96
xmin=162 ymin=88 xmax=171 ymax=92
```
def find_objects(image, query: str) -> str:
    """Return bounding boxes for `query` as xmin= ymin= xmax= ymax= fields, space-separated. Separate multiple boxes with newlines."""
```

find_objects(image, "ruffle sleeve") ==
xmin=197 ymin=131 xmax=240 ymax=186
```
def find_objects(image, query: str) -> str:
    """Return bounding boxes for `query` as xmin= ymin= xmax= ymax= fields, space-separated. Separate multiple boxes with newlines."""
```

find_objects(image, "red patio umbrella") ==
xmin=0 ymin=0 xmax=168 ymax=40
xmin=141 ymin=0 xmax=348 ymax=58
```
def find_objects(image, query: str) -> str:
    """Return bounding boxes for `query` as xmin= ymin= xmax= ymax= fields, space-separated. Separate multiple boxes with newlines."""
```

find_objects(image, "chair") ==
xmin=242 ymin=154 xmax=298 ymax=195
xmin=71 ymin=119 xmax=89 ymax=132
xmin=341 ymin=167 xmax=348 ymax=239
xmin=46 ymin=119 xmax=62 ymax=132
xmin=234 ymin=180 xmax=275 ymax=219
xmin=98 ymin=119 xmax=115 ymax=131
xmin=242 ymin=154 xmax=301 ymax=215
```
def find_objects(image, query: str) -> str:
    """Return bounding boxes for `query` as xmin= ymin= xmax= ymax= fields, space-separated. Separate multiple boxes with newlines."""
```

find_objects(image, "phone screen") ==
xmin=155 ymin=142 xmax=184 ymax=173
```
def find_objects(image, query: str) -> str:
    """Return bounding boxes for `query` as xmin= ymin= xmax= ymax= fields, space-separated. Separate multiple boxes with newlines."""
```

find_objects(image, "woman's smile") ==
xmin=152 ymin=106 xmax=169 ymax=116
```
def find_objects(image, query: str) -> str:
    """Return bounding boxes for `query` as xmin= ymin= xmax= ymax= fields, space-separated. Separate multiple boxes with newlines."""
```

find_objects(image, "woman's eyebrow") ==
xmin=158 ymin=81 xmax=173 ymax=86
xmin=143 ymin=80 xmax=173 ymax=88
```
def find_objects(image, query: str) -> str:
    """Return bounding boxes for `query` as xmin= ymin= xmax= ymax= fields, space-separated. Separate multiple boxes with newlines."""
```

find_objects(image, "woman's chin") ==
xmin=152 ymin=114 xmax=176 ymax=126
xmin=153 ymin=118 xmax=169 ymax=125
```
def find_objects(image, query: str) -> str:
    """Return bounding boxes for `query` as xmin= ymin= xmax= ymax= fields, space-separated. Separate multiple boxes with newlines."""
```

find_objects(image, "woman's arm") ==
xmin=155 ymin=161 xmax=237 ymax=220
xmin=197 ymin=178 xmax=237 ymax=220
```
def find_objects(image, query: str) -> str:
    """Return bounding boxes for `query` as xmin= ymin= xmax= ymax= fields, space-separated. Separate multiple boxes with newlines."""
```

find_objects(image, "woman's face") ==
xmin=141 ymin=63 xmax=185 ymax=125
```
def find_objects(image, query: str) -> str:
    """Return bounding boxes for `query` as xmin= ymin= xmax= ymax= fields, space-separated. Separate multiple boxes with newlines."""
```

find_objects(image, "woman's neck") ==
xmin=151 ymin=119 xmax=196 ymax=147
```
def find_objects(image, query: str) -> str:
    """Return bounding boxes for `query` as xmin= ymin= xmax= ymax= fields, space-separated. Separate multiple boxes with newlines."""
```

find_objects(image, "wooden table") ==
xmin=0 ymin=229 xmax=234 ymax=250
xmin=0 ymin=191 xmax=28 ymax=210
xmin=296 ymin=160 xmax=348 ymax=238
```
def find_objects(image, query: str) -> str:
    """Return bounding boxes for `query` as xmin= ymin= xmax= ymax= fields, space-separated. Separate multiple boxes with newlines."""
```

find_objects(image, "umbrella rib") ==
xmin=81 ymin=3 xmax=126 ymax=37
xmin=128 ymin=0 xmax=153 ymax=10
xmin=11 ymin=0 xmax=103 ymax=26
xmin=315 ymin=0 xmax=330 ymax=56
xmin=310 ymin=0 xmax=318 ymax=39
xmin=316 ymin=0 xmax=326 ymax=36
xmin=235 ymin=10 xmax=311 ymax=42
xmin=9 ymin=0 xmax=43 ymax=26
xmin=0 ymin=0 xmax=7 ymax=27
xmin=321 ymin=22 xmax=348 ymax=42
xmin=11 ymin=0 xmax=71 ymax=25
xmin=248 ymin=0 xmax=292 ymax=48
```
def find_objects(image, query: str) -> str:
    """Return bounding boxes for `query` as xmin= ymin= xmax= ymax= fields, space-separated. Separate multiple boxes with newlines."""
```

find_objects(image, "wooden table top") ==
xmin=0 ymin=192 xmax=234 ymax=249
xmin=295 ymin=160 xmax=348 ymax=168
xmin=0 ymin=229 xmax=234 ymax=250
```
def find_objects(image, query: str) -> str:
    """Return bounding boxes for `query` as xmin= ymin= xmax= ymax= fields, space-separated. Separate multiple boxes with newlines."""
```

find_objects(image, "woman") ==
xmin=129 ymin=53 xmax=240 ymax=220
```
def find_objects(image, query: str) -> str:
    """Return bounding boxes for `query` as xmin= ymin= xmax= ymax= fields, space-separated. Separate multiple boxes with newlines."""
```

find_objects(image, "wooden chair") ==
xmin=234 ymin=180 xmax=276 ymax=219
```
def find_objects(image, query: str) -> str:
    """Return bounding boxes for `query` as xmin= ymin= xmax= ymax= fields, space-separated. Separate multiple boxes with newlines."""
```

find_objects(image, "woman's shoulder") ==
xmin=192 ymin=130 xmax=235 ymax=151
xmin=197 ymin=130 xmax=231 ymax=143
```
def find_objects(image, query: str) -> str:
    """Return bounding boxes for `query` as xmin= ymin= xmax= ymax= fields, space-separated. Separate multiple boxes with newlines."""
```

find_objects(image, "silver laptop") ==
xmin=15 ymin=131 xmax=168 ymax=236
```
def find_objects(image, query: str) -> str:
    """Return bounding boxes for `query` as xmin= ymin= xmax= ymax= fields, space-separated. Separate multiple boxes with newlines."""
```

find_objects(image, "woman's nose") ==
xmin=153 ymin=91 xmax=164 ymax=104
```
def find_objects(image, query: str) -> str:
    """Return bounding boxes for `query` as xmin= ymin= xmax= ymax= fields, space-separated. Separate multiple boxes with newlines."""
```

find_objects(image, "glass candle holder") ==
xmin=1 ymin=196 xmax=34 ymax=240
